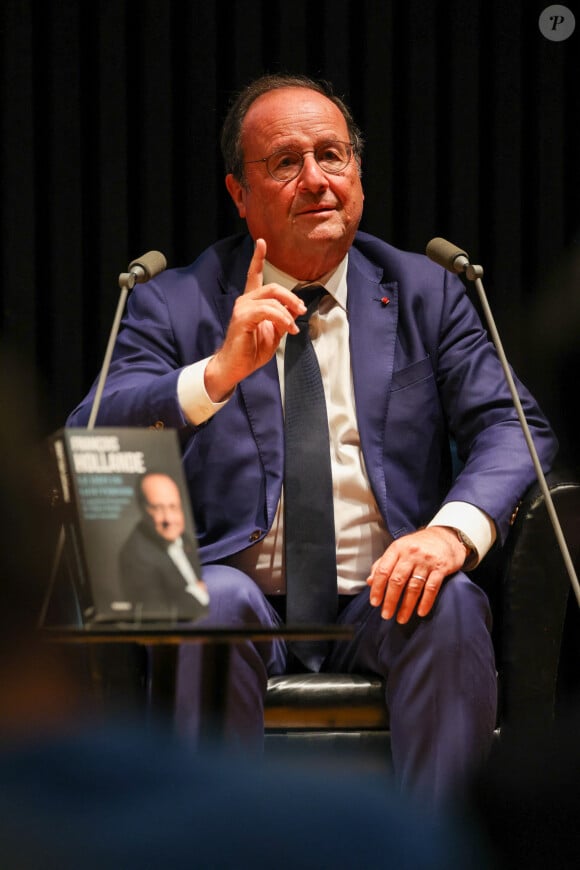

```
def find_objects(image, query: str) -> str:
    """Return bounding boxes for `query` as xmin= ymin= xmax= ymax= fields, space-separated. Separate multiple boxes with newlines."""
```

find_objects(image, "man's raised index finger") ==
xmin=245 ymin=238 xmax=267 ymax=293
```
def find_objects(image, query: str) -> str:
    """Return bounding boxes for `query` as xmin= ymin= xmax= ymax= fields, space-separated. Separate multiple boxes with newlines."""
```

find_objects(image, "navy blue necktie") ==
xmin=284 ymin=285 xmax=337 ymax=671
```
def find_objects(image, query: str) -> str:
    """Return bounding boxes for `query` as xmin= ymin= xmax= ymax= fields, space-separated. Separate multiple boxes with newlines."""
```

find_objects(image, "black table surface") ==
xmin=41 ymin=622 xmax=354 ymax=644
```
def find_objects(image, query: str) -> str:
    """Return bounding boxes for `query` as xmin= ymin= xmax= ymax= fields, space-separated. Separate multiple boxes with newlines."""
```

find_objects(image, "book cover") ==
xmin=49 ymin=427 xmax=209 ymax=624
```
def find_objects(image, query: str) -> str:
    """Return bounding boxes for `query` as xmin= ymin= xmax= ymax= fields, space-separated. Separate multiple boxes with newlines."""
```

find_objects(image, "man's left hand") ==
xmin=366 ymin=526 xmax=470 ymax=624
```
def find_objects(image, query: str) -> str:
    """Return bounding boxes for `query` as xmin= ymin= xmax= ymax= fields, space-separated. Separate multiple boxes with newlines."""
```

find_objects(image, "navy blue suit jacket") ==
xmin=118 ymin=521 xmax=206 ymax=620
xmin=68 ymin=232 xmax=557 ymax=565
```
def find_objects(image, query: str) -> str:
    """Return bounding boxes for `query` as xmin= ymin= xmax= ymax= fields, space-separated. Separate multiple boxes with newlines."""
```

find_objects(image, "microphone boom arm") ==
xmin=458 ymin=256 xmax=580 ymax=607
xmin=86 ymin=284 xmax=131 ymax=430
xmin=86 ymin=251 xmax=167 ymax=429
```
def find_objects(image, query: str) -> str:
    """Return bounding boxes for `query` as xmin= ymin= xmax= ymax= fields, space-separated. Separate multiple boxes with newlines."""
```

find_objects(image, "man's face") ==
xmin=225 ymin=87 xmax=364 ymax=281
xmin=141 ymin=474 xmax=185 ymax=543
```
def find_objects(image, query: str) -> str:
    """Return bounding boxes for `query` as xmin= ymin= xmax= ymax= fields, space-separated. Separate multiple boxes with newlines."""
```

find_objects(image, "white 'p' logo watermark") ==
xmin=539 ymin=5 xmax=576 ymax=41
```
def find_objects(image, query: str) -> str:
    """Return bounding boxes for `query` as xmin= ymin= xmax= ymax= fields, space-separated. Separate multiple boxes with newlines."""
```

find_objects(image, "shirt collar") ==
xmin=262 ymin=254 xmax=348 ymax=311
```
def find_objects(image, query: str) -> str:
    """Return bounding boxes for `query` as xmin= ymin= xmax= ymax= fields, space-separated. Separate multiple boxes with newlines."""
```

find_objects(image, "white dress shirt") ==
xmin=177 ymin=254 xmax=496 ymax=595
xmin=167 ymin=537 xmax=210 ymax=605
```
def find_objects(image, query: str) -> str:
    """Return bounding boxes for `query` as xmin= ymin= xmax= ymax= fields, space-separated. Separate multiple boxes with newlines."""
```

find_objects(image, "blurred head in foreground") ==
xmin=0 ymin=346 xmax=89 ymax=737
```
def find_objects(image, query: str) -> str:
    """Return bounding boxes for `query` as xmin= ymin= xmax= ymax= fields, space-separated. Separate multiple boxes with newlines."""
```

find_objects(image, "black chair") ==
xmin=263 ymin=469 xmax=580 ymax=767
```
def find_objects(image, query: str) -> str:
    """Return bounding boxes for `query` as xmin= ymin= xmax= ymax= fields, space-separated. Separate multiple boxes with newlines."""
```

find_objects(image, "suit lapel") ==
xmin=347 ymin=247 xmax=398 ymax=519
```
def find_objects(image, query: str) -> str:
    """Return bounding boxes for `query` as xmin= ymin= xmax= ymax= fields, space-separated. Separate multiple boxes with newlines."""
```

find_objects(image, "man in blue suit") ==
xmin=68 ymin=74 xmax=557 ymax=806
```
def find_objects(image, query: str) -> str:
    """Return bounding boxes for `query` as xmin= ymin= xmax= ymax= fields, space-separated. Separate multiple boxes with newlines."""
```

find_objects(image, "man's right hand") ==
xmin=204 ymin=238 xmax=306 ymax=402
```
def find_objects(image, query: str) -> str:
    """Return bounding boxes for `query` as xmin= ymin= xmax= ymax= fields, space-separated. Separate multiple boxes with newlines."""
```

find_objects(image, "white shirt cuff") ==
xmin=177 ymin=357 xmax=231 ymax=426
xmin=428 ymin=501 xmax=497 ymax=568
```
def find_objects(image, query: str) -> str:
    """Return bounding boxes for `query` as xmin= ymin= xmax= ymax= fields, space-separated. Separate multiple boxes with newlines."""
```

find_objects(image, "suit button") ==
xmin=248 ymin=530 xmax=261 ymax=543
xmin=149 ymin=420 xmax=165 ymax=430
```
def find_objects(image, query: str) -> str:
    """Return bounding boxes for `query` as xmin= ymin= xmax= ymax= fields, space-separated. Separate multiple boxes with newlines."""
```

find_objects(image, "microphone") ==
xmin=119 ymin=250 xmax=167 ymax=289
xmin=426 ymin=237 xmax=580 ymax=606
xmin=426 ymin=237 xmax=470 ymax=274
xmin=87 ymin=251 xmax=168 ymax=429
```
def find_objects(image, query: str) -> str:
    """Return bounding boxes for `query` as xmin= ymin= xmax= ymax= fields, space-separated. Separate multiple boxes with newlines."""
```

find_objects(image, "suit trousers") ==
xmin=175 ymin=564 xmax=497 ymax=806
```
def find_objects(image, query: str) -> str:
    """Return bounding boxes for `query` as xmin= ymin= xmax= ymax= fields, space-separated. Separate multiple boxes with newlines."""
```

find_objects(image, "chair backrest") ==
xmin=495 ymin=469 xmax=580 ymax=735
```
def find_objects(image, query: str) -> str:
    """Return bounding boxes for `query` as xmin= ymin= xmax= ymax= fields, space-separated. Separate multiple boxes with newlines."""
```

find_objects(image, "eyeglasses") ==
xmin=244 ymin=140 xmax=354 ymax=182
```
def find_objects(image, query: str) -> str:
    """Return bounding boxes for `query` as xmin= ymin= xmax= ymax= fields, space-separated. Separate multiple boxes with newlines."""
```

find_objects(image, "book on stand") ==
xmin=48 ymin=427 xmax=209 ymax=625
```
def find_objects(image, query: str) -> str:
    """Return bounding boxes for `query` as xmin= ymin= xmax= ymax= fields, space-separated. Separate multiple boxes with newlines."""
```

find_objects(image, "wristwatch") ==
xmin=454 ymin=528 xmax=477 ymax=570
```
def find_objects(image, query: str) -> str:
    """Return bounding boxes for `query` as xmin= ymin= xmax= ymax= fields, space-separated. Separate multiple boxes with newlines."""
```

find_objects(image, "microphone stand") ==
xmin=86 ymin=269 xmax=137 ymax=430
xmin=461 ymin=259 xmax=580 ymax=607
xmin=40 ymin=254 xmax=166 ymax=626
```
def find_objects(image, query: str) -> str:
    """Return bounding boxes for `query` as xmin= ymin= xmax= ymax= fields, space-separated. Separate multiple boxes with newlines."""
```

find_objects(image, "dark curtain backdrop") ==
xmin=1 ymin=0 xmax=579 ymax=462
